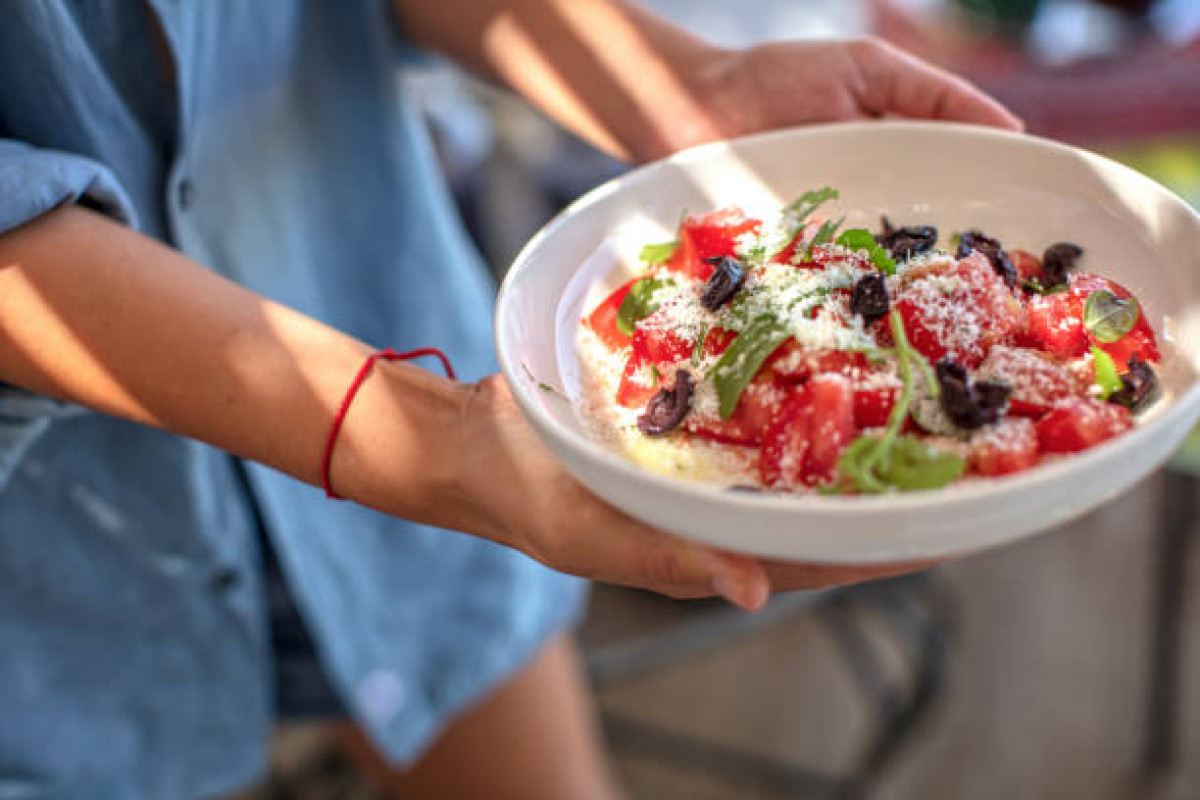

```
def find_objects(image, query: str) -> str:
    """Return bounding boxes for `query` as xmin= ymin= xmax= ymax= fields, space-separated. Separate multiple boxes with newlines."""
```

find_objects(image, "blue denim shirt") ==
xmin=0 ymin=3 xmax=584 ymax=798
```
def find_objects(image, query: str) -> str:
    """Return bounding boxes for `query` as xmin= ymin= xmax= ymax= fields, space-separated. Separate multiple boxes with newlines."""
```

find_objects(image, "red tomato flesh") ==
xmin=1035 ymin=398 xmax=1131 ymax=455
xmin=759 ymin=375 xmax=855 ymax=488
xmin=585 ymin=278 xmax=639 ymax=350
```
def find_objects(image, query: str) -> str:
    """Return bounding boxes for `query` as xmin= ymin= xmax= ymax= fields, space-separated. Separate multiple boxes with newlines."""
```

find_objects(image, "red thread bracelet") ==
xmin=321 ymin=347 xmax=456 ymax=500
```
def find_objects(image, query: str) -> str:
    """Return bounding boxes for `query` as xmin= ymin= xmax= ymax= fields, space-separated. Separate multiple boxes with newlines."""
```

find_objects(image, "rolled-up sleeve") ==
xmin=0 ymin=139 xmax=138 ymax=488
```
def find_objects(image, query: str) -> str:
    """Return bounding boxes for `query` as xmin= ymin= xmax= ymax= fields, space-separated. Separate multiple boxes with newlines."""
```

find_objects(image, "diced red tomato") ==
xmin=703 ymin=327 xmax=738 ymax=358
xmin=615 ymin=355 xmax=657 ymax=409
xmin=768 ymin=340 xmax=870 ymax=383
xmin=893 ymin=251 xmax=1023 ymax=367
xmin=630 ymin=319 xmax=692 ymax=365
xmin=1022 ymin=273 xmax=1160 ymax=364
xmin=970 ymin=419 xmax=1039 ymax=476
xmin=1011 ymin=249 xmax=1042 ymax=284
xmin=976 ymin=345 xmax=1088 ymax=419
xmin=584 ymin=278 xmax=639 ymax=350
xmin=664 ymin=208 xmax=761 ymax=281
xmin=685 ymin=373 xmax=784 ymax=446
xmin=1035 ymin=398 xmax=1131 ymax=455
xmin=759 ymin=375 xmax=855 ymax=488
xmin=853 ymin=385 xmax=899 ymax=429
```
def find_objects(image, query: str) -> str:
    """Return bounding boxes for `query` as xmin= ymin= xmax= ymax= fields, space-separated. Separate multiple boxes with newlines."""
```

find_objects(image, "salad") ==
xmin=578 ymin=188 xmax=1162 ymax=494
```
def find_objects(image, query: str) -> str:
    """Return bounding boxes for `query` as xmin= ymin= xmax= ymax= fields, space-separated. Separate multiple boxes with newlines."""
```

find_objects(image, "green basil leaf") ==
xmin=616 ymin=277 xmax=671 ymax=337
xmin=835 ymin=228 xmax=897 ymax=275
xmin=875 ymin=436 xmax=966 ymax=490
xmin=784 ymin=187 xmax=839 ymax=228
xmin=711 ymin=315 xmax=789 ymax=420
xmin=1090 ymin=345 xmax=1122 ymax=400
xmin=640 ymin=241 xmax=679 ymax=265
xmin=1083 ymin=289 xmax=1140 ymax=343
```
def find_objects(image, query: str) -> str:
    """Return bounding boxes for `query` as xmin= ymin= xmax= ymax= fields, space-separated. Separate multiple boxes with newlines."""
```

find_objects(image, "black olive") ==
xmin=1109 ymin=356 xmax=1159 ymax=412
xmin=1041 ymin=242 xmax=1083 ymax=288
xmin=700 ymin=256 xmax=747 ymax=312
xmin=958 ymin=230 xmax=1016 ymax=287
xmin=936 ymin=359 xmax=1012 ymax=429
xmin=850 ymin=272 xmax=890 ymax=323
xmin=637 ymin=370 xmax=694 ymax=436
xmin=875 ymin=216 xmax=938 ymax=260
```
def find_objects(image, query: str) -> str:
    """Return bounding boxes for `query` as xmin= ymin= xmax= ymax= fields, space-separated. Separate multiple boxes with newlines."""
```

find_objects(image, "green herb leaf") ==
xmin=783 ymin=187 xmax=839 ymax=228
xmin=835 ymin=228 xmax=897 ymax=275
xmin=711 ymin=315 xmax=789 ymax=420
xmin=805 ymin=215 xmax=845 ymax=258
xmin=650 ymin=364 xmax=661 ymax=388
xmin=876 ymin=437 xmax=966 ymax=490
xmin=1083 ymin=290 xmax=1140 ymax=343
xmin=1090 ymin=345 xmax=1122 ymax=400
xmin=691 ymin=323 xmax=709 ymax=367
xmin=616 ymin=277 xmax=671 ymax=337
xmin=640 ymin=241 xmax=679 ymax=265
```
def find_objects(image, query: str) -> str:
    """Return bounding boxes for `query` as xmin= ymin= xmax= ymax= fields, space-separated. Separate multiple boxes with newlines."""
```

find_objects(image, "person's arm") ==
xmin=391 ymin=0 xmax=1021 ymax=163
xmin=0 ymin=204 xmax=782 ymax=608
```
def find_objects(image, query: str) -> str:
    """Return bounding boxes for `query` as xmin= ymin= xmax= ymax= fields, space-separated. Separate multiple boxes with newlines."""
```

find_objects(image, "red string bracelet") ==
xmin=321 ymin=347 xmax=456 ymax=500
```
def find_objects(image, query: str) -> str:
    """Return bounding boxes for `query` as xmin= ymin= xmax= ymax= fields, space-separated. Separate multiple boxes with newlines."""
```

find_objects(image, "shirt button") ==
xmin=177 ymin=178 xmax=194 ymax=210
xmin=209 ymin=567 xmax=240 ymax=593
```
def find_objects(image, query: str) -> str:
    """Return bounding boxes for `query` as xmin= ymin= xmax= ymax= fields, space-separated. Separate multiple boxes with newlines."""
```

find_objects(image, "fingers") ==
xmin=544 ymin=490 xmax=770 ymax=610
xmin=762 ymin=557 xmax=939 ymax=592
xmin=850 ymin=38 xmax=1024 ymax=131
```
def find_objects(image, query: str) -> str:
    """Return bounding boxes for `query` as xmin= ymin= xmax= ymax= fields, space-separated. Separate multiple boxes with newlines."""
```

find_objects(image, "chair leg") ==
xmin=1143 ymin=469 xmax=1198 ymax=775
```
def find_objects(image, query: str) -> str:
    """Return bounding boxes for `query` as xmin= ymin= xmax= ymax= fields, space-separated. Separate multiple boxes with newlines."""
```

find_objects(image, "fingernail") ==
xmin=713 ymin=573 xmax=753 ymax=610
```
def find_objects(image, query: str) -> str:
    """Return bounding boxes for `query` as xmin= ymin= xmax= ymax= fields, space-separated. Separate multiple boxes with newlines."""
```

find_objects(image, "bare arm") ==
xmin=392 ymin=0 xmax=1021 ymax=162
xmin=0 ymin=206 xmax=777 ymax=608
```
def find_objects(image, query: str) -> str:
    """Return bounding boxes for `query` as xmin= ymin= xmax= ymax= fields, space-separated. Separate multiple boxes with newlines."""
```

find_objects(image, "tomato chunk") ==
xmin=584 ymin=278 xmax=639 ymax=350
xmin=768 ymin=340 xmax=871 ymax=383
xmin=1035 ymin=398 xmax=1131 ymax=455
xmin=976 ymin=345 xmax=1088 ymax=419
xmin=893 ymin=251 xmax=1023 ymax=367
xmin=664 ymin=208 xmax=760 ymax=281
xmin=615 ymin=354 xmax=657 ymax=409
xmin=970 ymin=418 xmax=1039 ymax=476
xmin=703 ymin=327 xmax=738 ymax=358
xmin=685 ymin=373 xmax=783 ymax=446
xmin=759 ymin=375 xmax=855 ymax=488
xmin=853 ymin=385 xmax=899 ymax=429
xmin=631 ymin=319 xmax=692 ymax=365
xmin=1023 ymin=273 xmax=1160 ymax=364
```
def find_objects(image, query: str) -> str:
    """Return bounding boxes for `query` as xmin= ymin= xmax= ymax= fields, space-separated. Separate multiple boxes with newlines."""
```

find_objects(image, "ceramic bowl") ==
xmin=495 ymin=121 xmax=1200 ymax=563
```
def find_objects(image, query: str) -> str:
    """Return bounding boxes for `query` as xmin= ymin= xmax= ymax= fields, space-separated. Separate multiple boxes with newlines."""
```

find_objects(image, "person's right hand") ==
xmin=442 ymin=376 xmax=930 ymax=611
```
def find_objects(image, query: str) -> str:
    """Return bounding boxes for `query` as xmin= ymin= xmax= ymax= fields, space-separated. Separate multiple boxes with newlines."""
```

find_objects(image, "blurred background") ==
xmin=235 ymin=1 xmax=1200 ymax=798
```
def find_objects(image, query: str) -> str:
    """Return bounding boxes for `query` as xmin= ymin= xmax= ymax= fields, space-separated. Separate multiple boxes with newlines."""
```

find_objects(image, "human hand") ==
xmin=444 ymin=376 xmax=931 ymax=611
xmin=632 ymin=36 xmax=1022 ymax=162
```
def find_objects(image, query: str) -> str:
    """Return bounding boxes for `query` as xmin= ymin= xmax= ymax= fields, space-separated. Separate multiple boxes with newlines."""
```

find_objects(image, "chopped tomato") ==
xmin=1035 ymin=398 xmax=1131 ymax=455
xmin=759 ymin=375 xmax=855 ymax=488
xmin=685 ymin=373 xmax=783 ymax=446
xmin=976 ymin=345 xmax=1088 ymax=419
xmin=893 ymin=251 xmax=1023 ymax=367
xmin=584 ymin=278 xmax=639 ymax=350
xmin=703 ymin=326 xmax=738 ymax=358
xmin=664 ymin=208 xmax=761 ymax=281
xmin=853 ymin=385 xmax=899 ymax=429
xmin=631 ymin=320 xmax=691 ymax=365
xmin=1011 ymin=249 xmax=1042 ymax=284
xmin=768 ymin=340 xmax=870 ymax=383
xmin=615 ymin=355 xmax=657 ymax=409
xmin=970 ymin=419 xmax=1039 ymax=476
xmin=1023 ymin=273 xmax=1160 ymax=363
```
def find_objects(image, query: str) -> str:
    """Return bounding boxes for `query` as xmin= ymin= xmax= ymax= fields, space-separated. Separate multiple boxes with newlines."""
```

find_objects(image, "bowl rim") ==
xmin=494 ymin=119 xmax=1200 ymax=516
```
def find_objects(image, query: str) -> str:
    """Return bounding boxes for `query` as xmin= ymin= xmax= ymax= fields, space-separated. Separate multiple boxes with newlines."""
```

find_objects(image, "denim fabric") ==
xmin=0 ymin=2 xmax=585 ymax=798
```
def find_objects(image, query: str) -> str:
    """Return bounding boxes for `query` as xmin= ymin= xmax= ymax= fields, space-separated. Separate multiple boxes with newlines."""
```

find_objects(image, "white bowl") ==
xmin=495 ymin=121 xmax=1200 ymax=564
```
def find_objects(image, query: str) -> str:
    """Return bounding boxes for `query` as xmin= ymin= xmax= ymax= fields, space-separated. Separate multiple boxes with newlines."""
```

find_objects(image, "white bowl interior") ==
xmin=497 ymin=122 xmax=1200 ymax=563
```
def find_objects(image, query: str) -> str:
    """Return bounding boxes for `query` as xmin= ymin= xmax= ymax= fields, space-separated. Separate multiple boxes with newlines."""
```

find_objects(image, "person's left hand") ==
xmin=630 ymin=36 xmax=1022 ymax=162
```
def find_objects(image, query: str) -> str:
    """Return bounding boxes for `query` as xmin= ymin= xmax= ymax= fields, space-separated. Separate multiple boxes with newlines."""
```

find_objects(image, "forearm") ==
xmin=392 ymin=0 xmax=727 ymax=161
xmin=0 ymin=206 xmax=470 ymax=527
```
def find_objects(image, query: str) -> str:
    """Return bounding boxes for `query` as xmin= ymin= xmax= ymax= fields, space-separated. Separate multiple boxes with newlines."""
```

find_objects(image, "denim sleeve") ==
xmin=0 ymin=139 xmax=138 ymax=489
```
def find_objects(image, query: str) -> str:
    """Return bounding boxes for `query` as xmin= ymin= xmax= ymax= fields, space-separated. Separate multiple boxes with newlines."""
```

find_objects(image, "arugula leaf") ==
xmin=1091 ymin=345 xmax=1122 ymax=400
xmin=711 ymin=315 xmax=789 ymax=420
xmin=1083 ymin=290 xmax=1139 ymax=343
xmin=805 ymin=215 xmax=846 ymax=258
xmin=831 ymin=311 xmax=964 ymax=493
xmin=835 ymin=228 xmax=897 ymax=275
xmin=784 ymin=187 xmax=839 ymax=227
xmin=640 ymin=241 xmax=679 ymax=265
xmin=616 ymin=277 xmax=671 ymax=336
